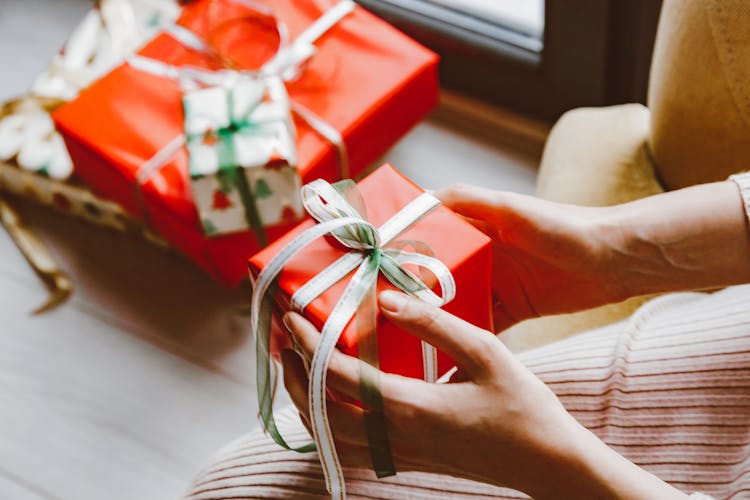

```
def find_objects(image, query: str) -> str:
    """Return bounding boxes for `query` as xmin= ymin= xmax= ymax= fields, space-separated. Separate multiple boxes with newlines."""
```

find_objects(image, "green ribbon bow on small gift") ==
xmin=184 ymin=75 xmax=299 ymax=241
xmin=251 ymin=178 xmax=457 ymax=500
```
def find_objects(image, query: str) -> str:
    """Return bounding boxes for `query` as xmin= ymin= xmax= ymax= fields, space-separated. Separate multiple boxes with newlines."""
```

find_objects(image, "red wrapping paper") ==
xmin=52 ymin=0 xmax=439 ymax=286
xmin=249 ymin=164 xmax=493 ymax=380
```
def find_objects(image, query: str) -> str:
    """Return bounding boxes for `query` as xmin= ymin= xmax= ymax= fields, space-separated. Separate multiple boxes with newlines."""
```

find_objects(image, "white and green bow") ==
xmin=183 ymin=75 xmax=298 ymax=239
xmin=250 ymin=178 xmax=456 ymax=500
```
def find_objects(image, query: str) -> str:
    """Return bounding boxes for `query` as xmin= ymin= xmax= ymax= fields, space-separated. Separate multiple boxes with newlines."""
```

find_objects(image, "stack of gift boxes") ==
xmin=0 ymin=0 xmax=185 ymax=241
xmin=2 ymin=0 xmax=494 ymax=494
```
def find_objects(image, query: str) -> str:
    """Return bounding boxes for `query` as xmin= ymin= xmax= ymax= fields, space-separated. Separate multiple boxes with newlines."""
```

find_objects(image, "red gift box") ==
xmin=52 ymin=0 xmax=439 ymax=286
xmin=249 ymin=164 xmax=493 ymax=380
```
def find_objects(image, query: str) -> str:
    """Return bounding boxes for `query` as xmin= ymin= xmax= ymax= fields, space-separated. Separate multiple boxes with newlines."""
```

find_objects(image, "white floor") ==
xmin=0 ymin=2 xmax=538 ymax=499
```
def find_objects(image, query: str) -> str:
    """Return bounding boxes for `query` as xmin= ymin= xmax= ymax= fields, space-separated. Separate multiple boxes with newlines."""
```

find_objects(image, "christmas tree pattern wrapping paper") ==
xmin=184 ymin=76 xmax=302 ymax=238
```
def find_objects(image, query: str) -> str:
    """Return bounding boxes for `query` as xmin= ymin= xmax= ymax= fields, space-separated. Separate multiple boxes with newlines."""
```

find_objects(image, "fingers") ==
xmin=448 ymin=367 xmax=471 ymax=383
xmin=281 ymin=349 xmax=312 ymax=433
xmin=281 ymin=349 xmax=371 ymax=448
xmin=283 ymin=312 xmax=362 ymax=400
xmin=435 ymin=184 xmax=511 ymax=224
xmin=284 ymin=311 xmax=427 ymax=415
xmin=378 ymin=291 xmax=507 ymax=379
xmin=436 ymin=185 xmax=547 ymax=246
xmin=458 ymin=214 xmax=501 ymax=240
xmin=335 ymin=442 xmax=373 ymax=469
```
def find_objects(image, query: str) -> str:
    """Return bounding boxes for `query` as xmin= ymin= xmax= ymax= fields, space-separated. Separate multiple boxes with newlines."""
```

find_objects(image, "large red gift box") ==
xmin=249 ymin=164 xmax=493 ymax=379
xmin=52 ymin=0 xmax=439 ymax=286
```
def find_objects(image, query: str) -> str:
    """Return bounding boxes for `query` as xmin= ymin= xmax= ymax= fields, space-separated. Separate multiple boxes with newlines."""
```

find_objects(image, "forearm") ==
xmin=599 ymin=181 xmax=750 ymax=298
xmin=466 ymin=407 xmax=687 ymax=499
xmin=545 ymin=421 xmax=688 ymax=500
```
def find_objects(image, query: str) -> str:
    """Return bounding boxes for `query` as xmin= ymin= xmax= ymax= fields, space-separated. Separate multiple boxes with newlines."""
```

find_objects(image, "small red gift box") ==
xmin=249 ymin=164 xmax=493 ymax=380
xmin=52 ymin=0 xmax=439 ymax=286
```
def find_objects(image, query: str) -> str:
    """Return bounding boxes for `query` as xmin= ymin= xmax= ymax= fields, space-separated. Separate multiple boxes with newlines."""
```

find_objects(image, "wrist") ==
xmin=530 ymin=417 xmax=687 ymax=500
xmin=520 ymin=414 xmax=612 ymax=499
xmin=567 ymin=424 xmax=688 ymax=500
xmin=581 ymin=207 xmax=636 ymax=303
xmin=588 ymin=200 xmax=682 ymax=301
xmin=592 ymin=181 xmax=750 ymax=298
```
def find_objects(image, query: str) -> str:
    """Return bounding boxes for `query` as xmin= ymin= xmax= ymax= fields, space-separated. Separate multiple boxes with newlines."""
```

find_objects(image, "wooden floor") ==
xmin=0 ymin=1 xmax=539 ymax=499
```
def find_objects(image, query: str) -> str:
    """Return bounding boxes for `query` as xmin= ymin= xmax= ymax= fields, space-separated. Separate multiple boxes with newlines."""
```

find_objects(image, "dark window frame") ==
xmin=356 ymin=0 xmax=662 ymax=122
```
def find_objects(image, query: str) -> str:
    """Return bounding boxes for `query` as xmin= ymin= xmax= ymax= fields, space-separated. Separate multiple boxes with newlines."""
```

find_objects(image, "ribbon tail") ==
xmin=0 ymin=197 xmax=73 ymax=314
xmin=379 ymin=250 xmax=456 ymax=383
xmin=250 ymin=216 xmax=375 ymax=457
xmin=421 ymin=340 xmax=438 ymax=384
xmin=308 ymin=255 xmax=379 ymax=499
xmin=219 ymin=165 xmax=268 ymax=247
xmin=135 ymin=134 xmax=185 ymax=226
xmin=255 ymin=286 xmax=315 ymax=452
xmin=356 ymin=271 xmax=396 ymax=478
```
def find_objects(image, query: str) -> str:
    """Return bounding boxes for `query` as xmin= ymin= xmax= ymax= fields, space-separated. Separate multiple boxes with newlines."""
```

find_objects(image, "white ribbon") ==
xmin=250 ymin=178 xmax=456 ymax=499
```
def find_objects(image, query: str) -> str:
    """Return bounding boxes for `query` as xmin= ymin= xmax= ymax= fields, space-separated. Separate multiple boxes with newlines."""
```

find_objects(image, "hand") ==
xmin=281 ymin=291 xmax=686 ymax=499
xmin=436 ymin=185 xmax=624 ymax=331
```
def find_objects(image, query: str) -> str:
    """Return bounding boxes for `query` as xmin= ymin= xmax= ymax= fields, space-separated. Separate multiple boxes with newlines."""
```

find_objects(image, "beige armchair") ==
xmin=504 ymin=0 xmax=750 ymax=352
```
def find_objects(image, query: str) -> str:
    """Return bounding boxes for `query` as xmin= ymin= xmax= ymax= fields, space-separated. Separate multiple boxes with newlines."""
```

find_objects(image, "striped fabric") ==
xmin=185 ymin=286 xmax=750 ymax=499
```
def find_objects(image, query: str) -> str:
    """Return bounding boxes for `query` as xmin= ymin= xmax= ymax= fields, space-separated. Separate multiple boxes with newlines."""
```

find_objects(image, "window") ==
xmin=356 ymin=0 xmax=662 ymax=122
xmin=423 ymin=0 xmax=544 ymax=52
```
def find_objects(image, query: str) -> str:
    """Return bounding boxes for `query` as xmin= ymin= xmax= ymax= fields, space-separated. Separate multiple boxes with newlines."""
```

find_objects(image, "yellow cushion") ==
xmin=504 ymin=104 xmax=664 ymax=352
xmin=649 ymin=0 xmax=750 ymax=189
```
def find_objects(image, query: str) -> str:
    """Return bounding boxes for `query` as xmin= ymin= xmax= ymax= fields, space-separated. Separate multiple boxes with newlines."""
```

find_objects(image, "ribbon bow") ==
xmin=184 ymin=77 xmax=295 ymax=173
xmin=250 ymin=178 xmax=456 ymax=499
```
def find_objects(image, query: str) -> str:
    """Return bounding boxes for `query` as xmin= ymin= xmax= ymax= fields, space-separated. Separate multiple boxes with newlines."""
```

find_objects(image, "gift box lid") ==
xmin=248 ymin=163 xmax=492 ymax=349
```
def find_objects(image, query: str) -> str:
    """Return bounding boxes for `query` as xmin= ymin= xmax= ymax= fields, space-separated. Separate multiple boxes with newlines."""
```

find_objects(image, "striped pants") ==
xmin=185 ymin=285 xmax=750 ymax=499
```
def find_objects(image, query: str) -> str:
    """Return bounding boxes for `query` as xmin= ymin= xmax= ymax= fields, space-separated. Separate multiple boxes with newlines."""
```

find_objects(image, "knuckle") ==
xmin=404 ymin=299 xmax=442 ymax=332
xmin=488 ymin=191 xmax=512 ymax=212
xmin=328 ymin=351 xmax=354 ymax=381
xmin=438 ymin=183 xmax=472 ymax=206
xmin=466 ymin=332 xmax=503 ymax=371
xmin=326 ymin=353 xmax=343 ymax=377
xmin=388 ymin=383 xmax=433 ymax=427
xmin=450 ymin=182 xmax=473 ymax=196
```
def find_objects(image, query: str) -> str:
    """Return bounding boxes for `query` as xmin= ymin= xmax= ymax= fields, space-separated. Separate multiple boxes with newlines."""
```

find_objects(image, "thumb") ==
xmin=378 ymin=291 xmax=508 ymax=379
xmin=435 ymin=184 xmax=510 ymax=223
xmin=436 ymin=185 xmax=540 ymax=242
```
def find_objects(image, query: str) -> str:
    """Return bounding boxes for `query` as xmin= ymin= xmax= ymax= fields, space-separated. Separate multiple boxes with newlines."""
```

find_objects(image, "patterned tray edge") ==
xmin=0 ymin=160 xmax=170 ymax=249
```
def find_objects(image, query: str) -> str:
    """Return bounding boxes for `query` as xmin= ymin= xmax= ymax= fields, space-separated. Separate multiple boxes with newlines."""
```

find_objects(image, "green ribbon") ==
xmin=256 ymin=286 xmax=316 ymax=452
xmin=185 ymin=86 xmax=279 ymax=244
xmin=356 ymin=248 xmax=396 ymax=478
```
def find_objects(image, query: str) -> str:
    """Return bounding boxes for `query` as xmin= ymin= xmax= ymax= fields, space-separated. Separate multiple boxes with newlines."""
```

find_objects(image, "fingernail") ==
xmin=379 ymin=290 xmax=408 ymax=313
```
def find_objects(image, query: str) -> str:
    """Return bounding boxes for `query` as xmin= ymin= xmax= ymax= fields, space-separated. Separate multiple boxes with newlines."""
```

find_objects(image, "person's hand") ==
xmin=281 ymin=291 xmax=687 ymax=499
xmin=436 ymin=185 xmax=624 ymax=332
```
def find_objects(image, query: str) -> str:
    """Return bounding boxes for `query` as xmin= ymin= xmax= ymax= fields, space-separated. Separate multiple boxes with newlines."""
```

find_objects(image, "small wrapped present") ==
xmin=249 ymin=164 xmax=493 ymax=498
xmin=184 ymin=76 xmax=301 ymax=237
xmin=53 ymin=0 xmax=439 ymax=286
